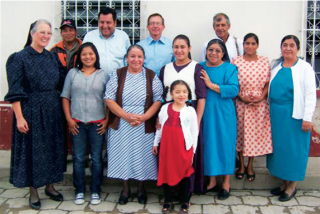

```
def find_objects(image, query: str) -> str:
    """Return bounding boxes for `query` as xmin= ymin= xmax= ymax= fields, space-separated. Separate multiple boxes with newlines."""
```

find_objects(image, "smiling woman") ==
xmin=105 ymin=45 xmax=163 ymax=205
xmin=5 ymin=19 xmax=65 ymax=210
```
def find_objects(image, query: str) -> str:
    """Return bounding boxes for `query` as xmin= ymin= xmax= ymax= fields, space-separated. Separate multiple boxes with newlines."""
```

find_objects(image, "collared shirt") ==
xmin=64 ymin=41 xmax=80 ymax=67
xmin=200 ymin=34 xmax=244 ymax=62
xmin=83 ymin=29 xmax=131 ymax=74
xmin=137 ymin=35 xmax=174 ymax=76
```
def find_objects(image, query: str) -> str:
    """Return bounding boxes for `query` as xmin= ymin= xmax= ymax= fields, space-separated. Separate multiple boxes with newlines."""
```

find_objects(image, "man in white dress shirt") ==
xmin=200 ymin=13 xmax=243 ymax=62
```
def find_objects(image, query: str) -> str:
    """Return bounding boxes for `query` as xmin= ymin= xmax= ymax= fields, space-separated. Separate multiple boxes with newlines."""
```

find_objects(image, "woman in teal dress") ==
xmin=200 ymin=39 xmax=239 ymax=200
xmin=267 ymin=35 xmax=316 ymax=202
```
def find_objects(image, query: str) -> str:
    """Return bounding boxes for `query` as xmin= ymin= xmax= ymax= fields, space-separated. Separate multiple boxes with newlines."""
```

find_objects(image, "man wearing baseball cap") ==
xmin=50 ymin=19 xmax=82 ymax=75
xmin=50 ymin=19 xmax=82 ymax=173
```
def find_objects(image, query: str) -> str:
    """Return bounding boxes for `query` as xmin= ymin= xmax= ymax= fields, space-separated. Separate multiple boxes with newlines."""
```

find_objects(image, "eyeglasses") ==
xmin=148 ymin=22 xmax=162 ymax=26
xmin=207 ymin=48 xmax=222 ymax=54
xmin=37 ymin=31 xmax=53 ymax=36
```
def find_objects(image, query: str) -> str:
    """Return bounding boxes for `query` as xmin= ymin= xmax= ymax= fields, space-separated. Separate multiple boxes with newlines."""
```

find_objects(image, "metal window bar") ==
xmin=61 ymin=0 xmax=141 ymax=44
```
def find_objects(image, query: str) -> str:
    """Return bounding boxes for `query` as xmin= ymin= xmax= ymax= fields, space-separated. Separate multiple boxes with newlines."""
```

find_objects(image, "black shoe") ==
xmin=162 ymin=203 xmax=171 ymax=213
xmin=119 ymin=189 xmax=131 ymax=205
xmin=246 ymin=170 xmax=256 ymax=182
xmin=203 ymin=185 xmax=219 ymax=194
xmin=29 ymin=197 xmax=41 ymax=210
xmin=279 ymin=189 xmax=297 ymax=202
xmin=181 ymin=202 xmax=190 ymax=213
xmin=45 ymin=189 xmax=64 ymax=201
xmin=235 ymin=167 xmax=246 ymax=179
xmin=218 ymin=188 xmax=230 ymax=200
xmin=270 ymin=187 xmax=285 ymax=196
xmin=137 ymin=191 xmax=147 ymax=204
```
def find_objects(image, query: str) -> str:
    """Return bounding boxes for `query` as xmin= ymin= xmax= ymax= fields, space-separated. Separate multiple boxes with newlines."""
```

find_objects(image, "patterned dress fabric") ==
xmin=157 ymin=104 xmax=194 ymax=186
xmin=267 ymin=65 xmax=310 ymax=181
xmin=232 ymin=56 xmax=273 ymax=156
xmin=105 ymin=68 xmax=163 ymax=181
xmin=5 ymin=46 xmax=64 ymax=188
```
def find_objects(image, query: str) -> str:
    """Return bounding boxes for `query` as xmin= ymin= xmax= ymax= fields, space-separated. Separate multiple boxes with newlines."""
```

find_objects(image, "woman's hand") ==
xmin=200 ymin=69 xmax=212 ymax=87
xmin=155 ymin=117 xmax=161 ymax=130
xmin=67 ymin=118 xmax=79 ymax=135
xmin=16 ymin=117 xmax=29 ymax=134
xmin=97 ymin=119 xmax=107 ymax=135
xmin=124 ymin=113 xmax=139 ymax=124
xmin=302 ymin=121 xmax=312 ymax=133
xmin=152 ymin=146 xmax=158 ymax=155
xmin=249 ymin=94 xmax=265 ymax=104
xmin=132 ymin=114 xmax=147 ymax=126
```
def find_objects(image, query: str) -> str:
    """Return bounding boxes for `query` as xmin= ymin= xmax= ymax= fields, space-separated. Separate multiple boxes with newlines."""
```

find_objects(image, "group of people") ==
xmin=5 ymin=7 xmax=316 ymax=213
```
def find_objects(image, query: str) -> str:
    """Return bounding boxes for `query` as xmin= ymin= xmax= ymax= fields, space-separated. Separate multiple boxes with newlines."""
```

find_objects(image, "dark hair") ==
xmin=147 ymin=13 xmax=164 ymax=25
xmin=271 ymin=35 xmax=301 ymax=69
xmin=205 ymin=39 xmax=230 ymax=63
xmin=76 ymin=42 xmax=100 ymax=70
xmin=162 ymin=80 xmax=192 ymax=106
xmin=125 ymin=44 xmax=145 ymax=59
xmin=173 ymin=34 xmax=192 ymax=59
xmin=243 ymin=33 xmax=259 ymax=45
xmin=213 ymin=13 xmax=230 ymax=26
xmin=281 ymin=35 xmax=300 ymax=50
xmin=24 ymin=21 xmax=37 ymax=48
xmin=98 ymin=7 xmax=117 ymax=21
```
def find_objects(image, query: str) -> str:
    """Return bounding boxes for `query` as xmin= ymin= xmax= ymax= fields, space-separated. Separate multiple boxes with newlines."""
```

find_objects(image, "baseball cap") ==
xmin=60 ymin=19 xmax=76 ymax=30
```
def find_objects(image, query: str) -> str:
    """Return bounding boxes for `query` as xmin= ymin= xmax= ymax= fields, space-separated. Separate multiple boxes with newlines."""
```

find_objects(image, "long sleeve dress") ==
xmin=200 ymin=62 xmax=239 ymax=176
xmin=5 ymin=46 xmax=64 ymax=188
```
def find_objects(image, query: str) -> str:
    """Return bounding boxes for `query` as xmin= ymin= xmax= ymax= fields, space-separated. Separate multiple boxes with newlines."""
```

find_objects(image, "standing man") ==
xmin=137 ymin=13 xmax=174 ymax=76
xmin=83 ymin=7 xmax=130 ymax=73
xmin=50 ymin=19 xmax=82 ymax=172
xmin=200 ymin=13 xmax=243 ymax=62
xmin=50 ymin=19 xmax=82 ymax=75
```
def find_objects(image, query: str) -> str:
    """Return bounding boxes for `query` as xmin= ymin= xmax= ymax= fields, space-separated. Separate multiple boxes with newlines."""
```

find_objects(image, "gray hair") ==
xmin=213 ymin=13 xmax=230 ymax=26
xmin=31 ymin=19 xmax=52 ymax=33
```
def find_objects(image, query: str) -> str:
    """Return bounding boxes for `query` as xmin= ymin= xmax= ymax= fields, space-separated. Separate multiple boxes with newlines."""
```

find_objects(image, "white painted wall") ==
xmin=140 ymin=1 xmax=305 ymax=62
xmin=0 ymin=1 xmax=305 ymax=101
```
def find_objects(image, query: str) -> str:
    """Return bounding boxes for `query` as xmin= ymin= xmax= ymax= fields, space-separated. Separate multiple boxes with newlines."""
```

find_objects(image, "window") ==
xmin=306 ymin=0 xmax=320 ymax=87
xmin=61 ymin=0 xmax=141 ymax=44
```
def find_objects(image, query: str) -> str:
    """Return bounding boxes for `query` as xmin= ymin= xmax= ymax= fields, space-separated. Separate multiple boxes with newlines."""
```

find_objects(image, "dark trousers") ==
xmin=163 ymin=177 xmax=190 ymax=203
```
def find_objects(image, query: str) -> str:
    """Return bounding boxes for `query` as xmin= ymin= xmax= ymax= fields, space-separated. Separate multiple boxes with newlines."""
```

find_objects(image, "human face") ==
xmin=206 ymin=43 xmax=224 ymax=66
xmin=31 ymin=23 xmax=52 ymax=49
xmin=173 ymin=39 xmax=191 ymax=63
xmin=170 ymin=84 xmax=189 ymax=106
xmin=147 ymin=16 xmax=165 ymax=40
xmin=213 ymin=16 xmax=230 ymax=42
xmin=80 ymin=47 xmax=96 ymax=68
xmin=281 ymin=38 xmax=299 ymax=60
xmin=244 ymin=37 xmax=259 ymax=56
xmin=61 ymin=26 xmax=77 ymax=43
xmin=98 ymin=14 xmax=116 ymax=39
xmin=127 ymin=47 xmax=144 ymax=73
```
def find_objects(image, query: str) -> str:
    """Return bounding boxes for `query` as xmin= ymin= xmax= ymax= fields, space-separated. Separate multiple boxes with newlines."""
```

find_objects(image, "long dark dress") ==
xmin=5 ymin=46 xmax=64 ymax=188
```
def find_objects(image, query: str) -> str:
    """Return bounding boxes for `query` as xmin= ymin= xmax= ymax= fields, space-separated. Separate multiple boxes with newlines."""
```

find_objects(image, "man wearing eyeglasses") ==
xmin=200 ymin=13 xmax=243 ymax=62
xmin=83 ymin=7 xmax=130 ymax=74
xmin=137 ymin=13 xmax=174 ymax=76
xmin=50 ymin=19 xmax=82 ymax=75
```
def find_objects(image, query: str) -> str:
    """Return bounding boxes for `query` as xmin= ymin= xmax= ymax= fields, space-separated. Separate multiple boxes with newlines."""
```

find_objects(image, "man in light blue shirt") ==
xmin=137 ymin=13 xmax=174 ymax=76
xmin=83 ymin=7 xmax=130 ymax=74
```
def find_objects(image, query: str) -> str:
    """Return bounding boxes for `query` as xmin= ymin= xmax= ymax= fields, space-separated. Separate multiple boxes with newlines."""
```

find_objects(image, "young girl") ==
xmin=152 ymin=80 xmax=198 ymax=213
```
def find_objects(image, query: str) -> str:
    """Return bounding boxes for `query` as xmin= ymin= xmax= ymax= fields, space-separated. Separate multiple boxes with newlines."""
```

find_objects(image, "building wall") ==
xmin=1 ymin=1 xmax=305 ymax=100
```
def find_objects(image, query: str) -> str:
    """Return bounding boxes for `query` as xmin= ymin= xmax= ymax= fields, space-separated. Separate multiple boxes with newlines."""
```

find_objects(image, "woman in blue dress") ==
xmin=200 ymin=39 xmax=239 ymax=200
xmin=267 ymin=35 xmax=316 ymax=201
xmin=105 ymin=45 xmax=163 ymax=205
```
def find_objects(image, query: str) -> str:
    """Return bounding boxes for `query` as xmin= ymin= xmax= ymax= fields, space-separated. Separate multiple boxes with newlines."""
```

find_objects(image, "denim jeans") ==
xmin=71 ymin=122 xmax=104 ymax=194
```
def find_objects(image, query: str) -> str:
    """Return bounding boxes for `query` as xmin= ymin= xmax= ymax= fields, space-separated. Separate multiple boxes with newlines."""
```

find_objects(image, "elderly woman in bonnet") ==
xmin=104 ymin=44 xmax=163 ymax=205
xmin=5 ymin=19 xmax=64 ymax=210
